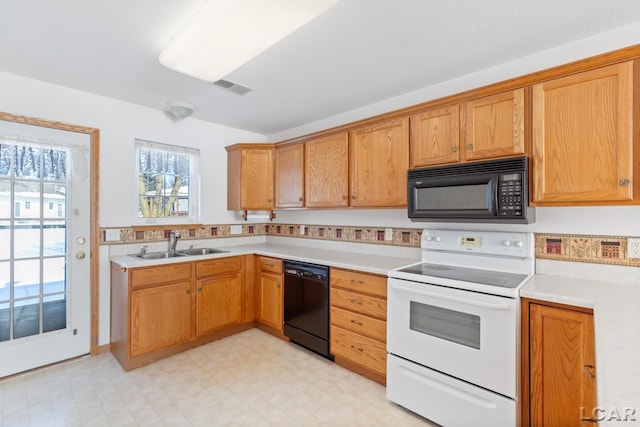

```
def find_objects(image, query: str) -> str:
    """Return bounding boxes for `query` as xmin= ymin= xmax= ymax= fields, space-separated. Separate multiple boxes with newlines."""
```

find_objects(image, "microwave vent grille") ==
xmin=408 ymin=156 xmax=528 ymax=179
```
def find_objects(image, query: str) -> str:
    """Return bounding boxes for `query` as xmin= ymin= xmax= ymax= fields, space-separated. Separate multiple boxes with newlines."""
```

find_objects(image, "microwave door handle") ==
xmin=390 ymin=282 xmax=512 ymax=311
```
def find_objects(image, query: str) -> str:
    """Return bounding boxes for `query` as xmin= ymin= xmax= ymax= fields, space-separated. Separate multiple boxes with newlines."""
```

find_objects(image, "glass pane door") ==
xmin=0 ymin=144 xmax=68 ymax=342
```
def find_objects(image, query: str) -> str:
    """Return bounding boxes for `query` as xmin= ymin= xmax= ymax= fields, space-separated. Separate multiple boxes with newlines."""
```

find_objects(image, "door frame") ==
xmin=0 ymin=111 xmax=100 ymax=355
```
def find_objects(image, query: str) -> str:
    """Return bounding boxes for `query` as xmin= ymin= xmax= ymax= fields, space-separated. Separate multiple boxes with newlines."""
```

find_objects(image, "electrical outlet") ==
xmin=230 ymin=225 xmax=243 ymax=235
xmin=104 ymin=229 xmax=121 ymax=241
xmin=385 ymin=228 xmax=393 ymax=241
xmin=628 ymin=238 xmax=640 ymax=258
xmin=299 ymin=225 xmax=306 ymax=235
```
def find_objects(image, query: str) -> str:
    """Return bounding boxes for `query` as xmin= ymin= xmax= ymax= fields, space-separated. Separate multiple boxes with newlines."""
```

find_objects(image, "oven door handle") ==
xmin=390 ymin=282 xmax=512 ymax=311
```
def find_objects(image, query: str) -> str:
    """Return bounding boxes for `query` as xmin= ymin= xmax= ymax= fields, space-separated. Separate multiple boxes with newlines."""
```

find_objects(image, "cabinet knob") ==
xmin=620 ymin=178 xmax=631 ymax=186
xmin=342 ymin=195 xmax=347 ymax=200
xmin=351 ymin=195 xmax=355 ymax=200
xmin=186 ymin=289 xmax=192 ymax=294
xmin=267 ymin=198 xmax=272 ymax=203
xmin=583 ymin=364 xmax=596 ymax=378
xmin=198 ymin=287 xmax=202 ymax=292
xmin=298 ymin=197 xmax=303 ymax=201
xmin=467 ymin=144 xmax=473 ymax=150
xmin=450 ymin=146 xmax=457 ymax=153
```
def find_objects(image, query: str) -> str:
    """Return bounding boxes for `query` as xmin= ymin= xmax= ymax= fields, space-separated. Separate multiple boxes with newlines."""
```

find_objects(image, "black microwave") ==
xmin=407 ymin=156 xmax=534 ymax=223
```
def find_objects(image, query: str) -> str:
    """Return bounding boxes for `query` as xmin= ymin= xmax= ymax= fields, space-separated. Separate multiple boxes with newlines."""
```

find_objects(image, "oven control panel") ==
xmin=422 ymin=229 xmax=532 ymax=258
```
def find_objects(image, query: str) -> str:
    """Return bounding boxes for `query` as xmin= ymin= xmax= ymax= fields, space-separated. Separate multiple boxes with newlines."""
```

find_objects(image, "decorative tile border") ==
xmin=100 ymin=226 xmax=640 ymax=267
xmin=266 ymin=223 xmax=422 ymax=247
xmin=99 ymin=223 xmax=423 ymax=248
xmin=535 ymin=233 xmax=640 ymax=266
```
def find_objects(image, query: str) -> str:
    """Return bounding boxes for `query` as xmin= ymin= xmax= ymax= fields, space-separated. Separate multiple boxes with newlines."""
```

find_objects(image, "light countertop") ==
xmin=521 ymin=273 xmax=640 ymax=425
xmin=110 ymin=242 xmax=420 ymax=276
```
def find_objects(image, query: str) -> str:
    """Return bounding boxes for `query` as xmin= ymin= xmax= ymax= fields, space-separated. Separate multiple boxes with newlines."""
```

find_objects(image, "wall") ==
xmin=0 ymin=71 xmax=265 ymax=226
xmin=267 ymin=21 xmax=640 ymax=238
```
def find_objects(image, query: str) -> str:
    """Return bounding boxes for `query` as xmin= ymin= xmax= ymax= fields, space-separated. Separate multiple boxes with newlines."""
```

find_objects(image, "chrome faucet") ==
xmin=168 ymin=231 xmax=181 ymax=253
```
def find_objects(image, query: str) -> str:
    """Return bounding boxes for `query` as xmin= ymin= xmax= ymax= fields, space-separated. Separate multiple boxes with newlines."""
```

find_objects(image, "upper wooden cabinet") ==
xmin=532 ymin=61 xmax=638 ymax=205
xmin=226 ymin=143 xmax=274 ymax=210
xmin=462 ymin=88 xmax=526 ymax=161
xmin=410 ymin=104 xmax=460 ymax=167
xmin=410 ymin=89 xmax=525 ymax=168
xmin=305 ymin=132 xmax=349 ymax=207
xmin=349 ymin=117 xmax=409 ymax=207
xmin=275 ymin=143 xmax=304 ymax=208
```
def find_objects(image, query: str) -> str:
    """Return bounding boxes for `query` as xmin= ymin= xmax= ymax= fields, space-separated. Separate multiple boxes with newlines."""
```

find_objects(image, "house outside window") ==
xmin=134 ymin=139 xmax=199 ymax=224
xmin=24 ymin=201 xmax=30 ymax=209
xmin=14 ymin=201 xmax=20 ymax=217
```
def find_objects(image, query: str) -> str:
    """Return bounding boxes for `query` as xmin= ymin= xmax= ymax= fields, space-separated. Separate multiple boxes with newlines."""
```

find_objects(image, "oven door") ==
xmin=387 ymin=277 xmax=518 ymax=398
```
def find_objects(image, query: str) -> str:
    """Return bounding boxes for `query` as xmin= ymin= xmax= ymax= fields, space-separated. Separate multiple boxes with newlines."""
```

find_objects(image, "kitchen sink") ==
xmin=177 ymin=247 xmax=229 ymax=256
xmin=134 ymin=251 xmax=187 ymax=260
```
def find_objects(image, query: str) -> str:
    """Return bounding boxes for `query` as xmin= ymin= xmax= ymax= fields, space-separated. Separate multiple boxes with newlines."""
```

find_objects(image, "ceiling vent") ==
xmin=212 ymin=79 xmax=253 ymax=96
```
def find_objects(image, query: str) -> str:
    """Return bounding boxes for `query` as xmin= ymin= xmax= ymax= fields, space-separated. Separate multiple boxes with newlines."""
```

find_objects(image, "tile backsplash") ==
xmin=100 ymin=225 xmax=640 ymax=267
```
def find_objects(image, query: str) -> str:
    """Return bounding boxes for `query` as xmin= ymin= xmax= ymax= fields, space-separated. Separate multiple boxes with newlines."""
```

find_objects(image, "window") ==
xmin=135 ymin=139 xmax=199 ymax=223
xmin=14 ymin=202 xmax=20 ymax=217
xmin=49 ymin=202 xmax=54 ymax=210
xmin=25 ymin=201 xmax=31 ymax=209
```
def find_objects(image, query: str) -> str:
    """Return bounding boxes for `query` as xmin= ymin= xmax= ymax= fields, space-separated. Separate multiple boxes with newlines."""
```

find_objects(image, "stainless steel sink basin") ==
xmin=177 ymin=247 xmax=229 ymax=256
xmin=134 ymin=251 xmax=187 ymax=260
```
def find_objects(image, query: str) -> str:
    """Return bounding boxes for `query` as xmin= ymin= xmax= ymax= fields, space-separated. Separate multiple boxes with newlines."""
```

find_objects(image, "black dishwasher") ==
xmin=283 ymin=260 xmax=333 ymax=360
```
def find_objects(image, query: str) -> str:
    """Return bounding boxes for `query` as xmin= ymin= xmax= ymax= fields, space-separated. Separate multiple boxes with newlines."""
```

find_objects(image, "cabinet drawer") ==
xmin=130 ymin=263 xmax=192 ymax=289
xmin=331 ymin=306 xmax=386 ymax=342
xmin=330 ymin=325 xmax=387 ymax=376
xmin=258 ymin=256 xmax=282 ymax=274
xmin=196 ymin=256 xmax=242 ymax=277
xmin=330 ymin=268 xmax=386 ymax=298
xmin=330 ymin=288 xmax=386 ymax=320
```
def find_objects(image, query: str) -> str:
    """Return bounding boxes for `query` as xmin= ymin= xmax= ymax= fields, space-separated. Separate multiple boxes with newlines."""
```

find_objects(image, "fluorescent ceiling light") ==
xmin=159 ymin=0 xmax=339 ymax=82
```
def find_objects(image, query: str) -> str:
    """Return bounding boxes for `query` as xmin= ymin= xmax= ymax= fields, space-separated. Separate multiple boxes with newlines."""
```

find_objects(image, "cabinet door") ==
xmin=241 ymin=147 xmax=274 ymax=209
xmin=196 ymin=272 xmax=242 ymax=336
xmin=532 ymin=62 xmax=634 ymax=204
xmin=349 ymin=117 xmax=409 ymax=207
xmin=130 ymin=281 xmax=193 ymax=357
xmin=410 ymin=105 xmax=460 ymax=167
xmin=305 ymin=133 xmax=349 ymax=207
xmin=275 ymin=143 xmax=304 ymax=208
xmin=257 ymin=271 xmax=283 ymax=331
xmin=463 ymin=88 xmax=526 ymax=161
xmin=529 ymin=303 xmax=597 ymax=427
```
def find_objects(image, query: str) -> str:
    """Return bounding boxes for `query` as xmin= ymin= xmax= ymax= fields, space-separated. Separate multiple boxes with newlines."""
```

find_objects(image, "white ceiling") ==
xmin=2 ymin=0 xmax=640 ymax=136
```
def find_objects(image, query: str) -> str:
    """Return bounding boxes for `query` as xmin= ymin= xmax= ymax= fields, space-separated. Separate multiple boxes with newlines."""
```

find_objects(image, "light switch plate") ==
xmin=628 ymin=238 xmax=640 ymax=258
xmin=230 ymin=225 xmax=243 ymax=235
xmin=104 ymin=229 xmax=121 ymax=241
xmin=300 ymin=225 xmax=306 ymax=235
xmin=385 ymin=228 xmax=393 ymax=241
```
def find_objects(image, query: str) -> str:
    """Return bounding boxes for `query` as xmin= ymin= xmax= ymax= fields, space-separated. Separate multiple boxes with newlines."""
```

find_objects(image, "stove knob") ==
xmin=515 ymin=240 xmax=524 ymax=248
xmin=503 ymin=240 xmax=512 ymax=247
xmin=434 ymin=236 xmax=442 ymax=242
xmin=425 ymin=235 xmax=433 ymax=242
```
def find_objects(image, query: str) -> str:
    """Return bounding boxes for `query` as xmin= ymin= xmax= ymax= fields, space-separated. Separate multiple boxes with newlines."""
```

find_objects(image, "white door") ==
xmin=0 ymin=120 xmax=91 ymax=378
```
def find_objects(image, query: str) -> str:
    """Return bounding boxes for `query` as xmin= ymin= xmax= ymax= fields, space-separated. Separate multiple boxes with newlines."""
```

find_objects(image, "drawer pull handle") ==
xmin=350 ymin=299 xmax=362 ymax=305
xmin=350 ymin=320 xmax=363 ymax=326
xmin=186 ymin=289 xmax=192 ymax=294
xmin=350 ymin=279 xmax=364 ymax=284
xmin=350 ymin=345 xmax=363 ymax=353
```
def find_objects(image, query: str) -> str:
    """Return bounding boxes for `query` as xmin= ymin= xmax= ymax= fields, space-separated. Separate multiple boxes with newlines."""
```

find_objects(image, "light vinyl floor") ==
xmin=0 ymin=329 xmax=434 ymax=426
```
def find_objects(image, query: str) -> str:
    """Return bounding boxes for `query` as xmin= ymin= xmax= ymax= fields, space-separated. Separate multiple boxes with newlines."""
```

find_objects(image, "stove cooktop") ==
xmin=394 ymin=262 xmax=529 ymax=289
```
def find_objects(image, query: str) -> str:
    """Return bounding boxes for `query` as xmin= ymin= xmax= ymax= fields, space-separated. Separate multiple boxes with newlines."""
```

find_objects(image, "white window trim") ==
xmin=134 ymin=139 xmax=200 ymax=225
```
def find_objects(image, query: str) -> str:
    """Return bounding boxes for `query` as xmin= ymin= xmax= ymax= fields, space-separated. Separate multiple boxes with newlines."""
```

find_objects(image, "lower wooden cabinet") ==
xmin=130 ymin=281 xmax=193 ymax=357
xmin=195 ymin=257 xmax=243 ymax=336
xmin=329 ymin=267 xmax=387 ymax=385
xmin=521 ymin=298 xmax=597 ymax=427
xmin=255 ymin=256 xmax=284 ymax=334
xmin=111 ymin=256 xmax=251 ymax=371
